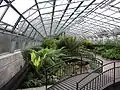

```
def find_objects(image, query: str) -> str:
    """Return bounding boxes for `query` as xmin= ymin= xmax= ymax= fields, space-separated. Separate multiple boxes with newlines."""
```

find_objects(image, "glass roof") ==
xmin=0 ymin=0 xmax=120 ymax=40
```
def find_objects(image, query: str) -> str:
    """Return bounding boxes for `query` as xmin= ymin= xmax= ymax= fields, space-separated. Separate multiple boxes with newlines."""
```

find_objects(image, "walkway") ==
xmin=18 ymin=56 xmax=120 ymax=90
xmin=17 ymin=85 xmax=51 ymax=90
xmin=48 ymin=73 xmax=98 ymax=90
xmin=17 ymin=73 xmax=98 ymax=90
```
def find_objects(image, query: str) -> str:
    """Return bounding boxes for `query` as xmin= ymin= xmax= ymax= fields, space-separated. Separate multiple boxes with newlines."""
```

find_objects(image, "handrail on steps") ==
xmin=76 ymin=61 xmax=120 ymax=90
xmin=45 ymin=56 xmax=103 ymax=90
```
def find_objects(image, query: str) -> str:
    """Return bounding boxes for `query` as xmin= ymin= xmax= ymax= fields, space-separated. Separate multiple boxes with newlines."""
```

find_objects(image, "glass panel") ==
xmin=56 ymin=0 xmax=68 ymax=5
xmin=68 ymin=3 xmax=79 ymax=9
xmin=2 ymin=7 xmax=19 ymax=25
xmin=20 ymin=22 xmax=29 ymax=33
xmin=111 ymin=13 xmax=120 ymax=18
xmin=25 ymin=26 xmax=33 ymax=36
xmin=23 ymin=9 xmax=37 ymax=18
xmin=30 ymin=30 xmax=36 ymax=37
xmin=0 ymin=6 xmax=7 ymax=17
xmin=40 ymin=7 xmax=52 ymax=14
xmin=38 ymin=2 xmax=52 ymax=9
xmin=12 ymin=0 xmax=35 ymax=13
xmin=27 ymin=12 xmax=39 ymax=21
xmin=6 ymin=26 xmax=12 ymax=30
xmin=0 ymin=1 xmax=6 ymax=6
xmin=55 ymin=4 xmax=67 ymax=11
xmin=102 ymin=10 xmax=115 ymax=15
xmin=0 ymin=24 xmax=7 ymax=29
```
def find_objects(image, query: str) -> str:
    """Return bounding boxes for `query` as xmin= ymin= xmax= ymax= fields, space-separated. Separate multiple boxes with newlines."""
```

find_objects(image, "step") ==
xmin=48 ymin=73 xmax=99 ymax=90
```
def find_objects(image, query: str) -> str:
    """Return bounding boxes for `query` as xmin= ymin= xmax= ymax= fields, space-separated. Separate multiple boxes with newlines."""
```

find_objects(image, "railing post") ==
xmin=113 ymin=62 xmax=115 ymax=84
xmin=76 ymin=83 xmax=78 ymax=90
xmin=80 ymin=56 xmax=82 ymax=74
xmin=45 ymin=70 xmax=47 ymax=90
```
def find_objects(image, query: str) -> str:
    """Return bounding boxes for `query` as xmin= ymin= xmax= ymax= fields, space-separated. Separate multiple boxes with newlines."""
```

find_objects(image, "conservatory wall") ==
xmin=0 ymin=51 xmax=25 ymax=88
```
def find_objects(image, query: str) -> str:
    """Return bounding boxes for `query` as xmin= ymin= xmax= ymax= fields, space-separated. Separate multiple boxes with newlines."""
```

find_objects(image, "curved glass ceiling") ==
xmin=0 ymin=0 xmax=120 ymax=40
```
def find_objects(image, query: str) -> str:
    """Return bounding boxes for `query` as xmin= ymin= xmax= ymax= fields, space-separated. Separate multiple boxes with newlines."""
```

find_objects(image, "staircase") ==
xmin=47 ymin=61 xmax=120 ymax=90
xmin=48 ymin=73 xmax=99 ymax=90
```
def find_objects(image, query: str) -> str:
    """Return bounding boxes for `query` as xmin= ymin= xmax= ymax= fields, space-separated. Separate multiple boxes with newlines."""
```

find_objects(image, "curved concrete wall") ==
xmin=0 ymin=51 xmax=25 ymax=88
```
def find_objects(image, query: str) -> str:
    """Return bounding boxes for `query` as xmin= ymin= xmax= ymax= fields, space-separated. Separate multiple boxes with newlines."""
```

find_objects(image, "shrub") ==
xmin=41 ymin=38 xmax=59 ymax=49
xmin=81 ymin=40 xmax=94 ymax=49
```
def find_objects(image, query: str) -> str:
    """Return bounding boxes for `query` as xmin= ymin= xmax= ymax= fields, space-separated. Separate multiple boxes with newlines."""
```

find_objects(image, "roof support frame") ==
xmin=60 ymin=0 xmax=108 ymax=34
xmin=22 ymin=0 xmax=87 ymax=15
xmin=93 ymin=11 xmax=120 ymax=22
xmin=11 ymin=16 xmax=22 ymax=32
xmin=0 ymin=0 xmax=3 ymax=4
xmin=0 ymin=27 xmax=37 ymax=40
xmin=0 ymin=5 xmax=9 ymax=21
xmin=22 ymin=24 xmax=30 ymax=34
xmin=54 ymin=1 xmax=84 ymax=34
xmin=20 ymin=3 xmax=100 ymax=23
xmin=4 ymin=0 xmax=44 ymax=38
xmin=87 ymin=17 xmax=120 ymax=28
xmin=56 ymin=0 xmax=96 ymax=34
xmin=53 ymin=0 xmax=72 ymax=33
xmin=33 ymin=31 xmax=37 ymax=39
xmin=28 ymin=28 xmax=34 ymax=38
xmin=50 ymin=0 xmax=56 ymax=35
xmin=67 ymin=14 xmax=120 ymax=35
xmin=34 ymin=0 xmax=47 ymax=36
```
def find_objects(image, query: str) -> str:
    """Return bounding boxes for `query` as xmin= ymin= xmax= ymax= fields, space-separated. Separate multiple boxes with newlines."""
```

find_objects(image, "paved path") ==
xmin=96 ymin=55 xmax=120 ymax=71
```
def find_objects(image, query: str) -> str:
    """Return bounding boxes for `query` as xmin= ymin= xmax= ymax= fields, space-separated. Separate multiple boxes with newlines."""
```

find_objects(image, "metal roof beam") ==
xmin=54 ymin=1 xmax=84 ymax=34
xmin=53 ymin=0 xmax=72 ymax=33
xmin=56 ymin=0 xmax=96 ymax=34
xmin=50 ymin=0 xmax=56 ymax=35
xmin=4 ymin=0 xmax=44 ymax=38
xmin=34 ymin=0 xmax=47 ymax=36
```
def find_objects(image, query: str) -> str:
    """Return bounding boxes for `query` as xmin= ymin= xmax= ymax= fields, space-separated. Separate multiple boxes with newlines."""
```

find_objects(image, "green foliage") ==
xmin=31 ymin=46 xmax=42 ymax=51
xmin=81 ymin=40 xmax=94 ymax=49
xmin=21 ymin=36 xmax=98 ymax=89
xmin=58 ymin=36 xmax=80 ymax=50
xmin=20 ymin=72 xmax=42 ymax=88
xmin=91 ymin=40 xmax=120 ymax=60
xmin=101 ymin=48 xmax=120 ymax=59
xmin=22 ymin=49 xmax=31 ymax=62
xmin=30 ymin=50 xmax=41 ymax=70
xmin=38 ymin=48 xmax=65 ymax=68
xmin=21 ymin=47 xmax=66 ymax=88
xmin=57 ymin=36 xmax=82 ymax=57
xmin=29 ymin=48 xmax=65 ymax=71
xmin=41 ymin=38 xmax=59 ymax=49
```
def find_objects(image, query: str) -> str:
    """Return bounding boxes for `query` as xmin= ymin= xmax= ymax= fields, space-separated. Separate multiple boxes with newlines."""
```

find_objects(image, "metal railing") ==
xmin=44 ymin=56 xmax=103 ymax=90
xmin=45 ymin=58 xmax=88 ymax=90
xmin=76 ymin=61 xmax=120 ymax=90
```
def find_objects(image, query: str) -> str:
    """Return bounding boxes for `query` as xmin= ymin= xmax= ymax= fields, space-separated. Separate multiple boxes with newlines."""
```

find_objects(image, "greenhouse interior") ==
xmin=1 ymin=0 xmax=120 ymax=90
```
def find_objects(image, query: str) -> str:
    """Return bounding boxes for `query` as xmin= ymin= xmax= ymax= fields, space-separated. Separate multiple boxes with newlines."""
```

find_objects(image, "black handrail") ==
xmin=45 ymin=57 xmax=85 ymax=90
xmin=80 ymin=67 xmax=115 ymax=89
xmin=76 ymin=61 xmax=120 ymax=90
xmin=44 ymin=56 xmax=103 ymax=90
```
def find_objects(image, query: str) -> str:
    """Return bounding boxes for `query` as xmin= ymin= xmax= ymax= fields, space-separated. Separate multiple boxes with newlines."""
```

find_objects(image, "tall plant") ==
xmin=29 ymin=48 xmax=65 ymax=71
xmin=58 ymin=36 xmax=81 ymax=56
xmin=41 ymin=38 xmax=59 ymax=49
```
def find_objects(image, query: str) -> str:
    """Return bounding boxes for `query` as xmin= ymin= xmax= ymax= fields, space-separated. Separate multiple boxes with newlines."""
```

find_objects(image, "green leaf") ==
xmin=30 ymin=50 xmax=41 ymax=70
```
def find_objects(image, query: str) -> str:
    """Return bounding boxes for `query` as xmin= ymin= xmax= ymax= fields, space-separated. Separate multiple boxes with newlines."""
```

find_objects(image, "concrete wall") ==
xmin=0 ymin=34 xmax=11 ymax=53
xmin=0 ymin=51 xmax=25 ymax=88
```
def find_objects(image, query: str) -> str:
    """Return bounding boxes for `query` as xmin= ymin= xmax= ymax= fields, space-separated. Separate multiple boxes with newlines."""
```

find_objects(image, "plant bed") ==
xmin=18 ymin=36 xmax=101 ymax=89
